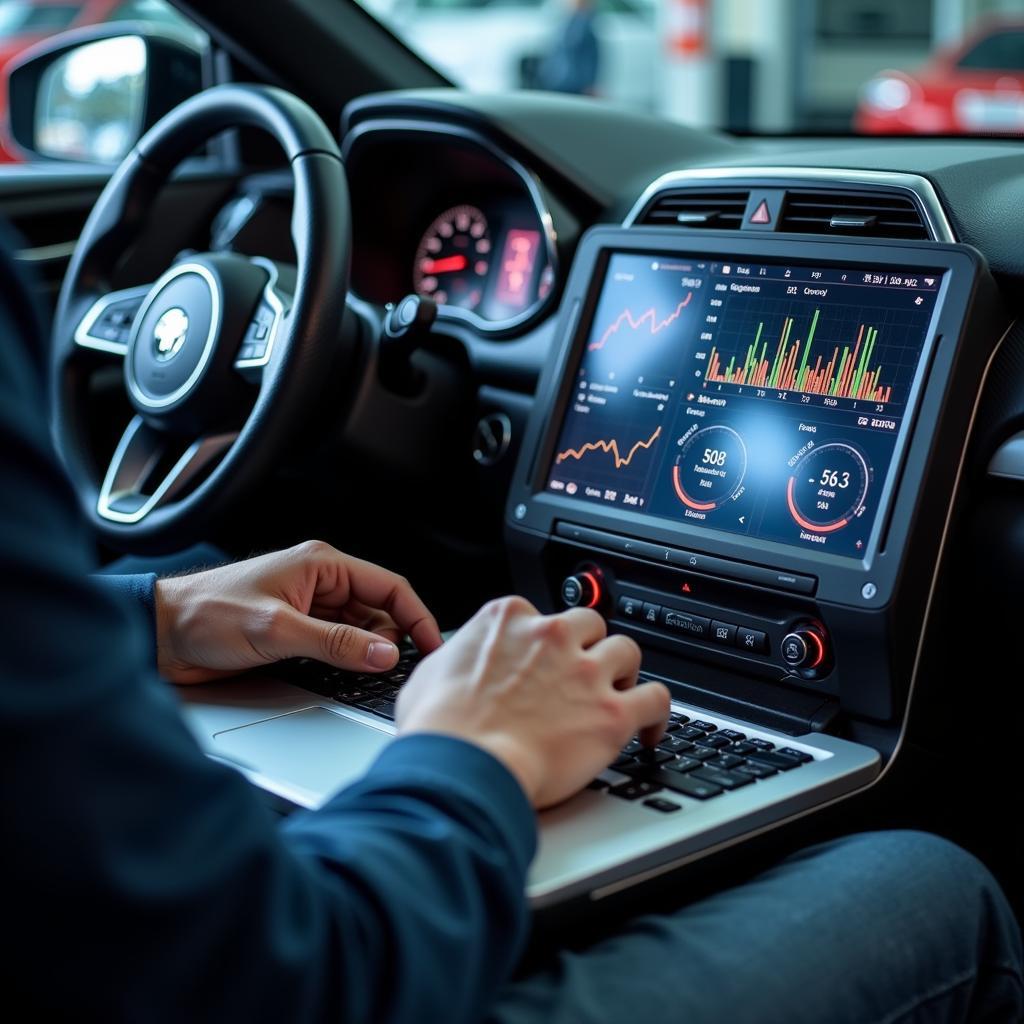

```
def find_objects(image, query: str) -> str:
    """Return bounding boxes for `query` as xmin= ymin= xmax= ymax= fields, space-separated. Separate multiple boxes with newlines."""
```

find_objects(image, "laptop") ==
xmin=182 ymin=224 xmax=991 ymax=907
xmin=180 ymin=653 xmax=879 ymax=907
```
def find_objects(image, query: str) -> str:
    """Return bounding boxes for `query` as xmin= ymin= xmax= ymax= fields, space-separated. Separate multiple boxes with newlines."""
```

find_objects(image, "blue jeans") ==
xmin=491 ymin=831 xmax=1023 ymax=1024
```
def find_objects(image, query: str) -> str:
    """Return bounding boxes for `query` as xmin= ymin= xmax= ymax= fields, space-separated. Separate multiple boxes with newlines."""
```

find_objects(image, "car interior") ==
xmin=1 ymin=0 xmax=1021 ymax=935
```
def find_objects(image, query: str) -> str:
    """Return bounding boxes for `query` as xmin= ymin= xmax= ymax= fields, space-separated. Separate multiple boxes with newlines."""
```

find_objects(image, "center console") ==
xmin=506 ymin=227 xmax=1002 ymax=746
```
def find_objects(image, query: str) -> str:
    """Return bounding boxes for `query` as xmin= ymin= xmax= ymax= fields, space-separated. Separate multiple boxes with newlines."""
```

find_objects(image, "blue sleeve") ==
xmin=0 ymin=246 xmax=536 ymax=1022
xmin=96 ymin=572 xmax=158 ymax=618
xmin=94 ymin=572 xmax=158 ymax=658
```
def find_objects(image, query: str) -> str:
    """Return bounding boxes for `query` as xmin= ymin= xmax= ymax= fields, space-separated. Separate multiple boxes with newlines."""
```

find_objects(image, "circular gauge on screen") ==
xmin=786 ymin=442 xmax=871 ymax=533
xmin=413 ymin=204 xmax=491 ymax=311
xmin=671 ymin=425 xmax=748 ymax=511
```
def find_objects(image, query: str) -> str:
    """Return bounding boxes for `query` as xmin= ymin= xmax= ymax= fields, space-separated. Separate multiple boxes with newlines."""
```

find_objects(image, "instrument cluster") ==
xmin=343 ymin=124 xmax=557 ymax=333
xmin=411 ymin=200 xmax=554 ymax=323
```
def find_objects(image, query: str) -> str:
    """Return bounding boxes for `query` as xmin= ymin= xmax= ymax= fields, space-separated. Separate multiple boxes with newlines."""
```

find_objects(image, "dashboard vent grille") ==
xmin=638 ymin=188 xmax=750 ymax=229
xmin=778 ymin=189 xmax=930 ymax=240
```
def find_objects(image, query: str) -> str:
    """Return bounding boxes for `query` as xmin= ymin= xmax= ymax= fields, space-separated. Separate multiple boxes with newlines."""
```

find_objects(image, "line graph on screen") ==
xmin=588 ymin=294 xmax=692 ymax=351
xmin=555 ymin=426 xmax=662 ymax=469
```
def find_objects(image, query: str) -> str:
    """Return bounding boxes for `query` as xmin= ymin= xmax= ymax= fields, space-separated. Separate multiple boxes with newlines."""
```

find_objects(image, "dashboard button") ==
xmin=781 ymin=633 xmax=808 ymax=665
xmin=781 ymin=627 xmax=828 ymax=670
xmin=619 ymin=538 xmax=667 ymax=561
xmin=561 ymin=572 xmax=601 ymax=609
xmin=768 ymin=571 xmax=816 ymax=594
xmin=735 ymin=627 xmax=769 ymax=654
xmin=617 ymin=595 xmax=643 ymax=620
xmin=710 ymin=620 xmax=737 ymax=645
xmin=666 ymin=548 xmax=712 ymax=572
xmin=640 ymin=602 xmax=662 ymax=626
xmin=661 ymin=608 xmax=710 ymax=639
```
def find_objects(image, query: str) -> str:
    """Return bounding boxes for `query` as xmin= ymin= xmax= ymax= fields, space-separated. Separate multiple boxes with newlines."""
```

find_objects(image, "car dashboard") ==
xmin=210 ymin=89 xmax=1024 ymax=788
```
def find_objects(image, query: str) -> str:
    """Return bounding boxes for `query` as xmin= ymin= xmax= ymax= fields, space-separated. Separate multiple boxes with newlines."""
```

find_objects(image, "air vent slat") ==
xmin=778 ymin=189 xmax=930 ymax=240
xmin=638 ymin=188 xmax=750 ymax=230
xmin=633 ymin=183 xmax=933 ymax=240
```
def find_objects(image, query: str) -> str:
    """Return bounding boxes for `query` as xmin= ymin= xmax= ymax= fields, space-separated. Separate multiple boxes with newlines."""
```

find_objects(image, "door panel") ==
xmin=0 ymin=162 xmax=240 ymax=325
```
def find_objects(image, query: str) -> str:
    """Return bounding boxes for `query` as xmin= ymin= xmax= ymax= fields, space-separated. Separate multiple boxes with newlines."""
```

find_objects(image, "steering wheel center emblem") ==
xmin=153 ymin=307 xmax=190 ymax=362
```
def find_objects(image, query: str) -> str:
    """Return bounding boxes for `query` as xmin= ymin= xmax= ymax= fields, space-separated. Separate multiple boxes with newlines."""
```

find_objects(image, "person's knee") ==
xmin=811 ymin=830 xmax=1018 ymax=953
xmin=811 ymin=829 xmax=987 ymax=897
xmin=827 ymin=829 xmax=991 ymax=892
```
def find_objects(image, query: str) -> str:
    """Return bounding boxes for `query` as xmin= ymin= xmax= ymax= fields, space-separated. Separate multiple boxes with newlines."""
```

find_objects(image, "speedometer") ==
xmin=413 ymin=204 xmax=491 ymax=311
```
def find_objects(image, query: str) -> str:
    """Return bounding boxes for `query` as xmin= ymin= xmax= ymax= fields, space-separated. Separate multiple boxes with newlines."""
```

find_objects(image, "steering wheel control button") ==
xmin=561 ymin=572 xmax=602 ymax=609
xmin=617 ymin=595 xmax=642 ymax=620
xmin=736 ymin=627 xmax=768 ymax=654
xmin=710 ymin=620 xmax=737 ymax=645
xmin=661 ymin=608 xmax=711 ymax=639
xmin=781 ymin=627 xmax=827 ymax=670
xmin=86 ymin=296 xmax=145 ymax=347
xmin=238 ymin=301 xmax=278 ymax=362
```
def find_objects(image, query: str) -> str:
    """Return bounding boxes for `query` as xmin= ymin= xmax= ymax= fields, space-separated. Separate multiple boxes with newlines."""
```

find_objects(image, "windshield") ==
xmin=356 ymin=0 xmax=1024 ymax=136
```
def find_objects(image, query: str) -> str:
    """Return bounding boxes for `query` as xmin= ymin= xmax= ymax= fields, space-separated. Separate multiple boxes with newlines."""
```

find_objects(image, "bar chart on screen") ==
xmin=698 ymin=295 xmax=928 ymax=409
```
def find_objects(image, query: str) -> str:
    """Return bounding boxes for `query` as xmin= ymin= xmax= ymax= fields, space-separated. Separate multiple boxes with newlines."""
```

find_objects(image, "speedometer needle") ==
xmin=421 ymin=255 xmax=468 ymax=274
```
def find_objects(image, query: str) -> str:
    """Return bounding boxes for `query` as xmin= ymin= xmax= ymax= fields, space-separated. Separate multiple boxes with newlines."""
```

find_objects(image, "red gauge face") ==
xmin=413 ymin=204 xmax=490 ymax=311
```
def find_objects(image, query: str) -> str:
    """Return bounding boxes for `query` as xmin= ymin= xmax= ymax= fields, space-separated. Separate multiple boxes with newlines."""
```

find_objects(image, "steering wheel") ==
xmin=51 ymin=85 xmax=349 ymax=553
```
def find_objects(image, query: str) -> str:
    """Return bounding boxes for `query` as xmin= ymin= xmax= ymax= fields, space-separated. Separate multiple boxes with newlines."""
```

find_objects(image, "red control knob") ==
xmin=781 ymin=626 xmax=827 ymax=670
xmin=561 ymin=571 xmax=602 ymax=609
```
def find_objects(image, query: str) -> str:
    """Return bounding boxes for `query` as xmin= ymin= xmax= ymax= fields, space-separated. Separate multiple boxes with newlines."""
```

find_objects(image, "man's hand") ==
xmin=396 ymin=596 xmax=670 ymax=809
xmin=154 ymin=541 xmax=443 ymax=684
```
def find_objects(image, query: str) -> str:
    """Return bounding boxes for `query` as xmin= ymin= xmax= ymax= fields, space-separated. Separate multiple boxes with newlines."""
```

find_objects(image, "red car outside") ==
xmin=855 ymin=18 xmax=1024 ymax=136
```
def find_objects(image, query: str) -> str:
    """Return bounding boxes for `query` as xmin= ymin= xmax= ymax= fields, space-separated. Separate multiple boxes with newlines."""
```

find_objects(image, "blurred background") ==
xmin=2 ymin=0 xmax=1023 ymax=164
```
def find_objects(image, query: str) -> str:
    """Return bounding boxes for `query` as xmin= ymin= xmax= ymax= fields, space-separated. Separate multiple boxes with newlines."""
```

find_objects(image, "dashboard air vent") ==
xmin=638 ymin=188 xmax=750 ymax=229
xmin=778 ymin=189 xmax=930 ymax=240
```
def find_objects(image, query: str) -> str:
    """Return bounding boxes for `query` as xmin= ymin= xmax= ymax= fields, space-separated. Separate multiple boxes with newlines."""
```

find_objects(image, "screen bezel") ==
xmin=508 ymin=227 xmax=984 ymax=609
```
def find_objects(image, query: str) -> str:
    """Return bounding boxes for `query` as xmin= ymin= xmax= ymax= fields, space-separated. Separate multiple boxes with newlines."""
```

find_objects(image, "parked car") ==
xmin=855 ymin=17 xmax=1024 ymax=135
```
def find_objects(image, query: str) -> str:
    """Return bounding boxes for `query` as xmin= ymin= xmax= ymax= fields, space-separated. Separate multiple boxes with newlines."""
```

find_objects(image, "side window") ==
xmin=956 ymin=31 xmax=1024 ymax=72
xmin=0 ymin=0 xmax=208 ymax=165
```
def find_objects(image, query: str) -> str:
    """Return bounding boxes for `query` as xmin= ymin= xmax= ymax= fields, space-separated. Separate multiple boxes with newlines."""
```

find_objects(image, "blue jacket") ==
xmin=0 ymin=248 xmax=536 ymax=1021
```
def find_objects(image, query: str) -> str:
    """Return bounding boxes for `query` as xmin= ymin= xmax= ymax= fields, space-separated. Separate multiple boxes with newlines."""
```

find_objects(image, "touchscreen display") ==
xmin=545 ymin=252 xmax=944 ymax=559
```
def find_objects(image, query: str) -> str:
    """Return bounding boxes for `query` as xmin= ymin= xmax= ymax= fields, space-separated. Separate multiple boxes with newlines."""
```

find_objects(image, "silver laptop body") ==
xmin=180 ymin=667 xmax=879 ymax=907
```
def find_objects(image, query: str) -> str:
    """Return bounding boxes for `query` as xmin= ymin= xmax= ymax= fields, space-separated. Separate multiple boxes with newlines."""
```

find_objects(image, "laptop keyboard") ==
xmin=593 ymin=709 xmax=814 ymax=813
xmin=279 ymin=649 xmax=420 ymax=722
xmin=276 ymin=654 xmax=817 ymax=816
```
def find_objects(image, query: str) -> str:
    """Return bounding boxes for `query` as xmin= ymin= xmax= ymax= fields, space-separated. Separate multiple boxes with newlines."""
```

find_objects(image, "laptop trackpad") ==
xmin=212 ymin=707 xmax=391 ymax=807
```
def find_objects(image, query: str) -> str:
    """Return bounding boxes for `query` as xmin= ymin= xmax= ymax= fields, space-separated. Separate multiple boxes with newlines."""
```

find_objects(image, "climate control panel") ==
xmin=555 ymin=537 xmax=834 ymax=692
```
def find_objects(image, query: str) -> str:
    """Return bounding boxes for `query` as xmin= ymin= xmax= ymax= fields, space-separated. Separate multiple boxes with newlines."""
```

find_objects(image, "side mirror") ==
xmin=5 ymin=26 xmax=203 ymax=164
